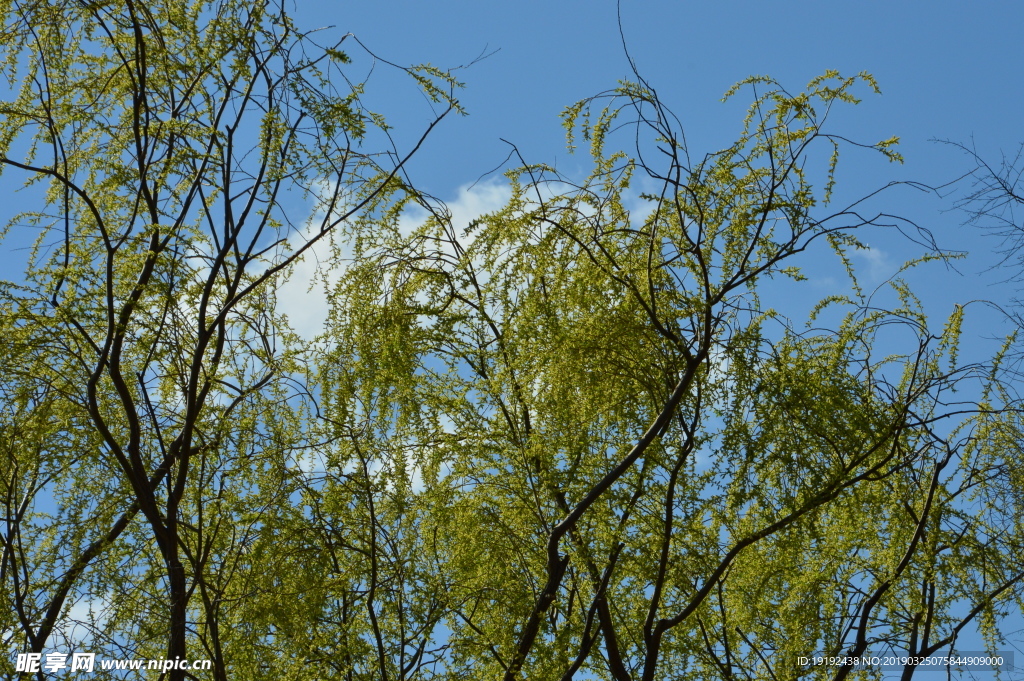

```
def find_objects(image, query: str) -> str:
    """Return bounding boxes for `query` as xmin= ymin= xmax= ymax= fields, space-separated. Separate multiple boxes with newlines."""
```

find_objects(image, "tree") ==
xmin=947 ymin=139 xmax=1024 ymax=283
xmin=317 ymin=73 xmax=1024 ymax=680
xmin=1 ymin=3 xmax=1022 ymax=680
xmin=0 ymin=1 xmax=456 ymax=678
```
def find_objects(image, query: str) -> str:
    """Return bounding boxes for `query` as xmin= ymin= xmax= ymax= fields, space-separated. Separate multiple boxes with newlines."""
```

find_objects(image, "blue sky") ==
xmin=297 ymin=0 xmax=1022 ymax=196
xmin=6 ymin=1 xmax=1022 ymax=336
xmin=281 ymin=1 xmax=1024 ymax=338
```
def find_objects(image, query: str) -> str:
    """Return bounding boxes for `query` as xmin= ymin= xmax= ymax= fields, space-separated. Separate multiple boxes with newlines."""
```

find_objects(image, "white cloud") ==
xmin=276 ymin=180 xmax=512 ymax=341
xmin=274 ymin=228 xmax=336 ymax=342
xmin=396 ymin=180 xmax=511 ymax=239
xmin=41 ymin=593 xmax=112 ymax=649
xmin=852 ymin=245 xmax=893 ymax=285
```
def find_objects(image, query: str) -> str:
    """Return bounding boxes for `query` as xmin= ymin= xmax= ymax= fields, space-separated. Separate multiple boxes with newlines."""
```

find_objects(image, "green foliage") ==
xmin=0 ymin=1 xmax=457 ymax=679
xmin=313 ymin=72 xmax=1024 ymax=681
xmin=0 ymin=4 xmax=1021 ymax=681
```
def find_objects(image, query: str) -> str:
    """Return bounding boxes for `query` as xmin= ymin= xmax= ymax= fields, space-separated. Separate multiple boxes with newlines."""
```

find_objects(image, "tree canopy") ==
xmin=1 ymin=2 xmax=1022 ymax=681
